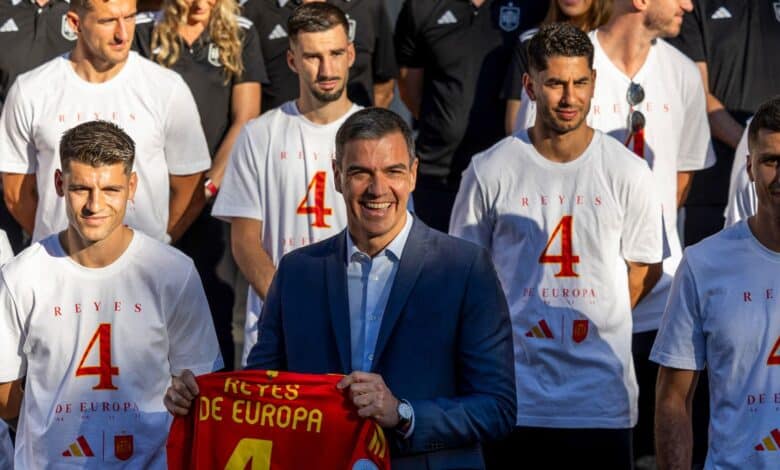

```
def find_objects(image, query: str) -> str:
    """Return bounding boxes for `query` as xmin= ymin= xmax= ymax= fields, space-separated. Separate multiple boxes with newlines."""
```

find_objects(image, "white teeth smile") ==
xmin=363 ymin=202 xmax=391 ymax=209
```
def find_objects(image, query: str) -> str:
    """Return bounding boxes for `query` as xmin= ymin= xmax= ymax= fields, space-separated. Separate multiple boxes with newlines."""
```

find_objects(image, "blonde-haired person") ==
xmin=502 ymin=0 xmax=613 ymax=133
xmin=134 ymin=0 xmax=268 ymax=370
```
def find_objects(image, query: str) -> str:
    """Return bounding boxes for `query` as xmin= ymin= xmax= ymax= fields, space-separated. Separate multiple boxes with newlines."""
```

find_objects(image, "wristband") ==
xmin=204 ymin=178 xmax=218 ymax=198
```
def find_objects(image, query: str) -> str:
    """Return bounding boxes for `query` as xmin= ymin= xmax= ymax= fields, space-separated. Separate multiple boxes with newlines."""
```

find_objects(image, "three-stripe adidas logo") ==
xmin=437 ymin=10 xmax=457 ymax=25
xmin=0 ymin=19 xmax=19 ymax=32
xmin=62 ymin=435 xmax=95 ymax=457
xmin=525 ymin=319 xmax=554 ymax=339
xmin=368 ymin=424 xmax=387 ymax=459
xmin=711 ymin=6 xmax=732 ymax=19
xmin=268 ymin=24 xmax=287 ymax=40
xmin=755 ymin=428 xmax=780 ymax=451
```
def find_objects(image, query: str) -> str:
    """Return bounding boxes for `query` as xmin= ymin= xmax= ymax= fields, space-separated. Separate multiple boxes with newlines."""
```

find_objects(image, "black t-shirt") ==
xmin=502 ymin=27 xmax=537 ymax=100
xmin=0 ymin=0 xmax=75 ymax=106
xmin=669 ymin=0 xmax=780 ymax=123
xmin=242 ymin=0 xmax=398 ymax=112
xmin=394 ymin=0 xmax=546 ymax=182
xmin=134 ymin=13 xmax=268 ymax=155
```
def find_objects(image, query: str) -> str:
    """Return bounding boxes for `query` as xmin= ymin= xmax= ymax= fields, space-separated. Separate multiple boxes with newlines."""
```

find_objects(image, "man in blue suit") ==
xmin=166 ymin=108 xmax=516 ymax=468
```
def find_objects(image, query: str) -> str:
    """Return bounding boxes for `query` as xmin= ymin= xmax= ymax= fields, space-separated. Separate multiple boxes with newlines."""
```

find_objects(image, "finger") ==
xmin=347 ymin=381 xmax=385 ymax=397
xmin=181 ymin=370 xmax=200 ymax=395
xmin=336 ymin=373 xmax=357 ymax=390
xmin=163 ymin=394 xmax=191 ymax=416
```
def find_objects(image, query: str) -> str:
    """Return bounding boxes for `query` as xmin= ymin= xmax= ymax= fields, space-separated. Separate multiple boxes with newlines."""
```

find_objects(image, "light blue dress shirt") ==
xmin=346 ymin=212 xmax=414 ymax=373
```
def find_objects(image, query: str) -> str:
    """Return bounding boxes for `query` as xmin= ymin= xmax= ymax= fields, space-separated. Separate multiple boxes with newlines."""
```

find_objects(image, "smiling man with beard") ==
xmin=211 ymin=2 xmax=361 ymax=366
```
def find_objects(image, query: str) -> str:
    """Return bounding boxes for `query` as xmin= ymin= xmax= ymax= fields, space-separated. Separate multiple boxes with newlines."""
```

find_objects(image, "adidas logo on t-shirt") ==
xmin=0 ymin=18 xmax=19 ymax=32
xmin=711 ymin=6 xmax=732 ymax=19
xmin=525 ymin=319 xmax=554 ymax=339
xmin=437 ymin=10 xmax=457 ymax=25
xmin=268 ymin=24 xmax=287 ymax=40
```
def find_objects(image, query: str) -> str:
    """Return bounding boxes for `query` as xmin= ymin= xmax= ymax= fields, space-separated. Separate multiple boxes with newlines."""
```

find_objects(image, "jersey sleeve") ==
xmin=163 ymin=76 xmax=212 ymax=174
xmin=371 ymin=2 xmax=399 ymax=82
xmin=0 ymin=79 xmax=36 ymax=174
xmin=620 ymin=163 xmax=664 ymax=264
xmin=449 ymin=161 xmax=493 ymax=251
xmin=677 ymin=60 xmax=715 ymax=171
xmin=0 ymin=272 xmax=26 ymax=382
xmin=650 ymin=255 xmax=706 ymax=370
xmin=211 ymin=124 xmax=265 ymax=221
xmin=501 ymin=34 xmax=532 ymax=100
xmin=239 ymin=22 xmax=269 ymax=85
xmin=166 ymin=263 xmax=223 ymax=375
xmin=724 ymin=124 xmax=755 ymax=226
xmin=394 ymin=0 xmax=424 ymax=68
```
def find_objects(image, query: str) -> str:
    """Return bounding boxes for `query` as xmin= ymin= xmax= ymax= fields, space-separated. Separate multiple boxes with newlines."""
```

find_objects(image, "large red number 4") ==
xmin=296 ymin=171 xmax=333 ymax=228
xmin=539 ymin=215 xmax=580 ymax=277
xmin=768 ymin=336 xmax=780 ymax=365
xmin=76 ymin=323 xmax=119 ymax=390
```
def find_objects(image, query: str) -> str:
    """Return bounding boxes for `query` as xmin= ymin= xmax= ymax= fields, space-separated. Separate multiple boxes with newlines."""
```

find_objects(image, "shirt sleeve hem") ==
xmin=210 ymin=206 xmax=263 ymax=223
xmin=167 ymin=160 xmax=211 ymax=176
xmin=649 ymin=351 xmax=704 ymax=371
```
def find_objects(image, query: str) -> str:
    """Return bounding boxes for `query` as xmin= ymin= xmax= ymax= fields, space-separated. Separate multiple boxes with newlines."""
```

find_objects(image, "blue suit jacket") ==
xmin=247 ymin=219 xmax=516 ymax=469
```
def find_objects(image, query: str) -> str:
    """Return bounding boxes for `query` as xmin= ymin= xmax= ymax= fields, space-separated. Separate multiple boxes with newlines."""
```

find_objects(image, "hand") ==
xmin=337 ymin=371 xmax=400 ymax=428
xmin=164 ymin=369 xmax=199 ymax=416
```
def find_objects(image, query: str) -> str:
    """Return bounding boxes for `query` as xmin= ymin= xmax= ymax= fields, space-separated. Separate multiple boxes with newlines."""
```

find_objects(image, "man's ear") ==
xmin=128 ymin=172 xmax=138 ymax=202
xmin=286 ymin=47 xmax=298 ymax=74
xmin=332 ymin=159 xmax=343 ymax=194
xmin=522 ymin=72 xmax=536 ymax=101
xmin=746 ymin=153 xmax=755 ymax=183
xmin=55 ymin=169 xmax=66 ymax=197
xmin=66 ymin=10 xmax=81 ymax=35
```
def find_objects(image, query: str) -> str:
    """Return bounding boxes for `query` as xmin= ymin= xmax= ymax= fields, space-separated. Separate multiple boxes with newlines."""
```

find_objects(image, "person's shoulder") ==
xmin=412 ymin=219 xmax=487 ymax=264
xmin=1 ymin=236 xmax=59 ymax=287
xmin=237 ymin=14 xmax=254 ymax=30
xmin=14 ymin=55 xmax=67 ymax=89
xmin=130 ymin=51 xmax=186 ymax=84
xmin=278 ymin=232 xmax=343 ymax=268
xmin=654 ymin=38 xmax=699 ymax=75
xmin=469 ymin=132 xmax=533 ymax=174
xmin=134 ymin=10 xmax=159 ymax=28
xmin=131 ymin=231 xmax=196 ymax=272
xmin=518 ymin=27 xmax=538 ymax=44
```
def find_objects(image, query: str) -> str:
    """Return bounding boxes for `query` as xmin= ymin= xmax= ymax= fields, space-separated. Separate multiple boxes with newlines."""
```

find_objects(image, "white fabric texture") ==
xmin=651 ymin=221 xmax=780 ymax=469
xmin=212 ymin=101 xmax=359 ymax=365
xmin=450 ymin=130 xmax=663 ymax=428
xmin=0 ymin=231 xmax=222 ymax=468
xmin=724 ymin=120 xmax=757 ymax=227
xmin=0 ymin=52 xmax=210 ymax=243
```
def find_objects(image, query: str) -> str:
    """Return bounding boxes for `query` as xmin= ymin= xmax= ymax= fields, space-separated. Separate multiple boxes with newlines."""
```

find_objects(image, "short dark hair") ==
xmin=748 ymin=96 xmax=780 ymax=154
xmin=527 ymin=22 xmax=594 ymax=73
xmin=335 ymin=108 xmax=416 ymax=166
xmin=60 ymin=121 xmax=135 ymax=174
xmin=287 ymin=3 xmax=349 ymax=42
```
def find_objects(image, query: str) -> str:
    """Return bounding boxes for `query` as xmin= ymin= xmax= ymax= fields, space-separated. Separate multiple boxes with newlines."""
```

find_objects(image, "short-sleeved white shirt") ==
xmin=0 ymin=230 xmax=12 ymax=470
xmin=450 ymin=130 xmax=663 ymax=428
xmin=724 ymin=122 xmax=756 ymax=227
xmin=651 ymin=221 xmax=780 ymax=469
xmin=0 ymin=52 xmax=211 ymax=242
xmin=0 ymin=231 xmax=223 ymax=468
xmin=212 ymin=101 xmax=358 ymax=364
xmin=514 ymin=32 xmax=714 ymax=332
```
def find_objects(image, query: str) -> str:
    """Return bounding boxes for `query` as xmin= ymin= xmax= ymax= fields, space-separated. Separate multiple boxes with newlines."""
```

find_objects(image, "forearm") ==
xmin=372 ymin=80 xmax=395 ymax=109
xmin=706 ymin=95 xmax=744 ymax=149
xmin=230 ymin=222 xmax=276 ymax=301
xmin=168 ymin=173 xmax=206 ymax=242
xmin=2 ymin=173 xmax=37 ymax=234
xmin=655 ymin=398 xmax=694 ymax=469
xmin=209 ymin=124 xmax=244 ymax=189
xmin=398 ymin=68 xmax=423 ymax=119
xmin=628 ymin=262 xmax=662 ymax=308
xmin=0 ymin=378 xmax=24 ymax=421
xmin=677 ymin=171 xmax=694 ymax=208
xmin=505 ymin=99 xmax=521 ymax=135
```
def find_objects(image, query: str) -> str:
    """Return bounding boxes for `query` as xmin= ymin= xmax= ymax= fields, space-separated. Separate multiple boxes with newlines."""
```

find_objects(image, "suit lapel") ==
xmin=326 ymin=231 xmax=351 ymax=374
xmin=371 ymin=219 xmax=428 ymax=370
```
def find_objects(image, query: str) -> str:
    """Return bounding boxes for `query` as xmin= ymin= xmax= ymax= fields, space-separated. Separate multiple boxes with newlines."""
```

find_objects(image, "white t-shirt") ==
xmin=450 ymin=130 xmax=663 ymax=428
xmin=651 ymin=221 xmax=780 ymax=469
xmin=212 ymin=101 xmax=358 ymax=365
xmin=0 ymin=52 xmax=211 ymax=242
xmin=724 ymin=122 xmax=756 ymax=227
xmin=0 ymin=231 xmax=223 ymax=468
xmin=0 ymin=230 xmax=12 ymax=470
xmin=515 ymin=32 xmax=714 ymax=332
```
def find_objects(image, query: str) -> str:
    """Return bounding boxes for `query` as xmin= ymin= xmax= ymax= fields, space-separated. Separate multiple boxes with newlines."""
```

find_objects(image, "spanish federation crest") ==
xmin=499 ymin=2 xmax=520 ymax=32
xmin=114 ymin=434 xmax=133 ymax=461
xmin=346 ymin=14 xmax=356 ymax=42
xmin=572 ymin=319 xmax=589 ymax=344
xmin=208 ymin=43 xmax=221 ymax=67
xmin=61 ymin=15 xmax=77 ymax=41
xmin=774 ymin=2 xmax=780 ymax=23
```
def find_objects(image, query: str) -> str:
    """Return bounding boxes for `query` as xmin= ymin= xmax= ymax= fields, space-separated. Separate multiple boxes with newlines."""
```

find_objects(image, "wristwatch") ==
xmin=396 ymin=399 xmax=413 ymax=432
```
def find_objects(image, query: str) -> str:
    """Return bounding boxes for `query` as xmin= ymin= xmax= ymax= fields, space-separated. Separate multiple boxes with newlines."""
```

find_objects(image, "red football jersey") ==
xmin=167 ymin=370 xmax=391 ymax=470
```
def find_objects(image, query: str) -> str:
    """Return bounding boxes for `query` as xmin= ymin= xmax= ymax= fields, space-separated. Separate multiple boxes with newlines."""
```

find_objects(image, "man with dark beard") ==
xmin=212 ymin=2 xmax=360 ymax=365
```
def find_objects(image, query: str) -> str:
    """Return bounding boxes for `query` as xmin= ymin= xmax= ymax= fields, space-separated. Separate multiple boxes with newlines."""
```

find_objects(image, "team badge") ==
xmin=346 ymin=14 xmax=356 ymax=42
xmin=499 ymin=2 xmax=521 ymax=32
xmin=61 ymin=15 xmax=77 ymax=41
xmin=774 ymin=3 xmax=780 ymax=23
xmin=114 ymin=434 xmax=133 ymax=461
xmin=572 ymin=319 xmax=588 ymax=343
xmin=207 ymin=43 xmax=221 ymax=67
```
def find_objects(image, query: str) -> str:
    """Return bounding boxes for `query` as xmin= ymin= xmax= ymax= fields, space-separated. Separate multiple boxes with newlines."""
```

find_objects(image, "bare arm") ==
xmin=207 ymin=82 xmax=260 ymax=192
xmin=696 ymin=62 xmax=743 ymax=149
xmin=677 ymin=171 xmax=695 ymax=208
xmin=0 ymin=378 xmax=24 ymax=425
xmin=505 ymin=98 xmax=521 ymax=135
xmin=2 ymin=173 xmax=37 ymax=234
xmin=372 ymin=79 xmax=395 ymax=109
xmin=230 ymin=217 xmax=276 ymax=301
xmin=398 ymin=67 xmax=423 ymax=119
xmin=656 ymin=367 xmax=700 ymax=470
xmin=627 ymin=261 xmax=662 ymax=308
xmin=168 ymin=172 xmax=206 ymax=243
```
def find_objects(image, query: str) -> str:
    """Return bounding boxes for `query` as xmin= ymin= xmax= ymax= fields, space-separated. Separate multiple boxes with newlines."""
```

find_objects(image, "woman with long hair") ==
xmin=503 ymin=0 xmax=613 ymax=133
xmin=135 ymin=0 xmax=267 ymax=370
